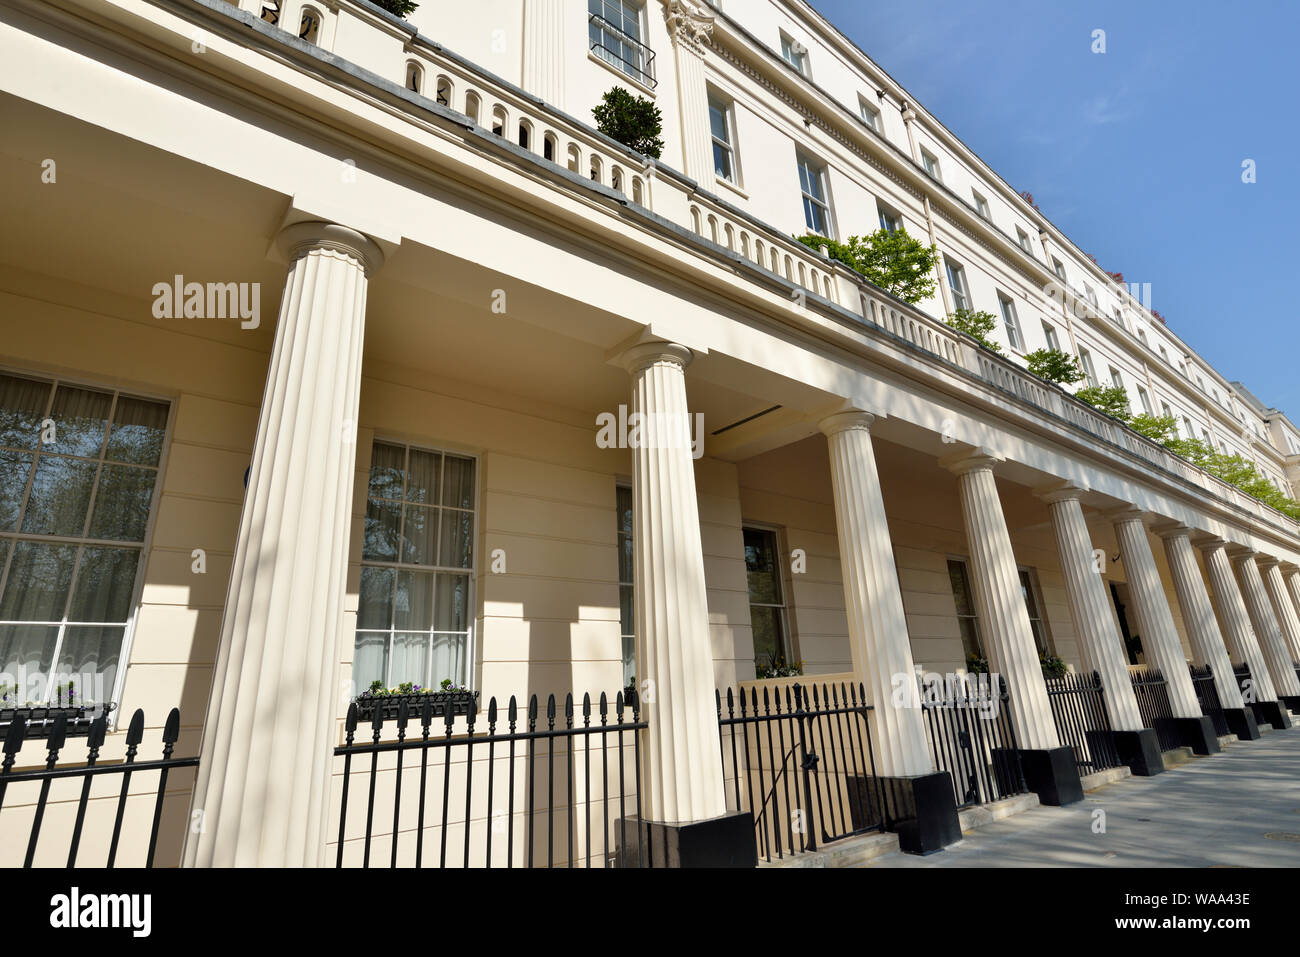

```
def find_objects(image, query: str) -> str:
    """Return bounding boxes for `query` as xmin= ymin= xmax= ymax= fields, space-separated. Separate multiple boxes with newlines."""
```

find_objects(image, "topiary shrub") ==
xmin=592 ymin=87 xmax=664 ymax=158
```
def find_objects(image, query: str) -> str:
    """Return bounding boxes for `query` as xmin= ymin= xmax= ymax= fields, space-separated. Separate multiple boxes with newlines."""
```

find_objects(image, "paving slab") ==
xmin=862 ymin=729 xmax=1300 ymax=867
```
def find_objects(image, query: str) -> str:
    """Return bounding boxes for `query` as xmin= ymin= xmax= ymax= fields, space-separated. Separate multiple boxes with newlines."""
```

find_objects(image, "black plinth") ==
xmin=1170 ymin=715 xmax=1220 ymax=755
xmin=1222 ymin=706 xmax=1260 ymax=741
xmin=858 ymin=771 xmax=962 ymax=855
xmin=1281 ymin=695 xmax=1300 ymax=716
xmin=1113 ymin=728 xmax=1165 ymax=775
xmin=617 ymin=811 xmax=757 ymax=868
xmin=1014 ymin=746 xmax=1083 ymax=806
xmin=1259 ymin=700 xmax=1293 ymax=730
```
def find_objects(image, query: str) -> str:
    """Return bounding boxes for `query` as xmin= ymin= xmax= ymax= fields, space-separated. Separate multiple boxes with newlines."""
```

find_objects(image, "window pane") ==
xmin=713 ymin=142 xmax=733 ymax=180
xmin=430 ymin=633 xmax=466 ymax=686
xmin=394 ymin=569 xmax=434 ymax=630
xmin=389 ymin=632 xmax=429 ymax=687
xmin=358 ymin=565 xmax=394 ymax=630
xmin=67 ymin=547 xmax=139 ymax=623
xmin=0 ymin=624 xmax=59 ymax=701
xmin=441 ymin=455 xmax=475 ymax=511
xmin=438 ymin=508 xmax=474 ymax=569
xmin=48 ymin=386 xmax=112 ymax=459
xmin=619 ymin=583 xmax=634 ymax=638
xmin=406 ymin=448 xmax=440 ymax=505
xmin=709 ymin=100 xmax=728 ymax=142
xmin=750 ymin=606 xmax=785 ymax=667
xmin=0 ymin=374 xmax=51 ymax=450
xmin=363 ymin=498 xmax=402 ymax=562
xmin=0 ymin=450 xmax=33 ymax=531
xmin=947 ymin=560 xmax=974 ymax=616
xmin=743 ymin=528 xmax=781 ymax=603
xmin=958 ymin=617 xmax=982 ymax=660
xmin=401 ymin=504 xmax=437 ymax=565
xmin=56 ymin=625 xmax=124 ymax=704
xmin=21 ymin=455 xmax=98 ymax=537
xmin=435 ymin=573 xmax=469 ymax=632
xmin=88 ymin=464 xmax=156 ymax=541
xmin=0 ymin=540 xmax=78 ymax=621
xmin=105 ymin=397 xmax=168 ymax=466
xmin=367 ymin=443 xmax=406 ymax=502
xmin=353 ymin=632 xmax=389 ymax=691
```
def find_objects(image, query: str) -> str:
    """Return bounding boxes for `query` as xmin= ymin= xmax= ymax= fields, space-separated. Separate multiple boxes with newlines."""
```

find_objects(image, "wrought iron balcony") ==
xmin=588 ymin=13 xmax=657 ymax=89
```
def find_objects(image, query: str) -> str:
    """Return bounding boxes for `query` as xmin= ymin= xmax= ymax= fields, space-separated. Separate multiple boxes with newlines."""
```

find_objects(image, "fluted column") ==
xmin=1261 ymin=560 xmax=1300 ymax=665
xmin=1233 ymin=551 xmax=1300 ymax=699
xmin=1155 ymin=526 xmax=1245 ymax=710
xmin=1037 ymin=487 xmax=1144 ymax=730
xmin=1109 ymin=510 xmax=1201 ymax=718
xmin=1284 ymin=565 xmax=1300 ymax=624
xmin=820 ymin=412 xmax=932 ymax=777
xmin=1198 ymin=539 xmax=1278 ymax=703
xmin=619 ymin=341 xmax=727 ymax=826
xmin=523 ymin=0 xmax=566 ymax=104
xmin=665 ymin=1 xmax=717 ymax=182
xmin=944 ymin=454 xmax=1058 ymax=751
xmin=185 ymin=222 xmax=382 ymax=867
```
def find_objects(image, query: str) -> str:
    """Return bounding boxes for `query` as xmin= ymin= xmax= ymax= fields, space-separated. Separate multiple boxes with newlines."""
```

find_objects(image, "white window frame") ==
xmin=707 ymin=89 xmax=739 ymax=185
xmin=877 ymin=202 xmax=902 ymax=234
xmin=998 ymin=292 xmax=1023 ymax=351
xmin=920 ymin=147 xmax=942 ymax=181
xmin=1016 ymin=226 xmax=1032 ymax=254
xmin=0 ymin=368 xmax=174 ymax=721
xmin=1078 ymin=348 xmax=1098 ymax=387
xmin=797 ymin=152 xmax=832 ymax=236
xmin=1109 ymin=366 xmax=1124 ymax=390
xmin=355 ymin=439 xmax=480 ymax=692
xmin=779 ymin=30 xmax=810 ymax=76
xmin=1137 ymin=386 xmax=1153 ymax=415
xmin=858 ymin=96 xmax=882 ymax=133
xmin=1041 ymin=322 xmax=1060 ymax=351
xmin=945 ymin=257 xmax=970 ymax=312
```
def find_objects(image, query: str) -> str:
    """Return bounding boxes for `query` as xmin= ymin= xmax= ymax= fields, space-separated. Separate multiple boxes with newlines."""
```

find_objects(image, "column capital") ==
xmin=1195 ymin=536 xmax=1230 ymax=553
xmin=939 ymin=447 xmax=1002 ymax=477
xmin=818 ymin=409 xmax=876 ymax=437
xmin=664 ymin=0 xmax=715 ymax=50
xmin=1256 ymin=554 xmax=1281 ymax=570
xmin=1281 ymin=562 xmax=1300 ymax=575
xmin=1104 ymin=506 xmax=1147 ymax=526
xmin=1151 ymin=521 xmax=1193 ymax=541
xmin=1034 ymin=480 xmax=1088 ymax=505
xmin=614 ymin=339 xmax=694 ymax=375
xmin=277 ymin=221 xmax=385 ymax=276
xmin=1227 ymin=545 xmax=1259 ymax=565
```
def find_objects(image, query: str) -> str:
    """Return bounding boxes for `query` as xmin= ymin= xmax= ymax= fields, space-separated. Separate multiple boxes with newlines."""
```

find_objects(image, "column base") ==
xmin=616 ymin=811 xmax=757 ymax=868
xmin=1222 ymin=707 xmax=1261 ymax=741
xmin=1281 ymin=695 xmax=1300 ymax=716
xmin=1113 ymin=729 xmax=1165 ymax=775
xmin=1163 ymin=715 xmax=1220 ymax=755
xmin=1258 ymin=700 xmax=1293 ymax=730
xmin=857 ymin=772 xmax=961 ymax=855
xmin=1012 ymin=747 xmax=1083 ymax=806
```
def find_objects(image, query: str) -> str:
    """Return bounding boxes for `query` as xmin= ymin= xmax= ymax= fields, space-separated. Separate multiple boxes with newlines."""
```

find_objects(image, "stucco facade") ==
xmin=1 ymin=0 xmax=1298 ymax=867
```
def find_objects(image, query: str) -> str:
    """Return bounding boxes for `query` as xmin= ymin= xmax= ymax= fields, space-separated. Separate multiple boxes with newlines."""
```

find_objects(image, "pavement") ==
xmin=864 ymin=726 xmax=1300 ymax=867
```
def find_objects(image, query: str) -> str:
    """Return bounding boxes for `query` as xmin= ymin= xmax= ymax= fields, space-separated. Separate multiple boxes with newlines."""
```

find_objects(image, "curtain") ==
xmin=105 ymin=396 xmax=167 ymax=466
xmin=0 ymin=373 xmax=51 ymax=449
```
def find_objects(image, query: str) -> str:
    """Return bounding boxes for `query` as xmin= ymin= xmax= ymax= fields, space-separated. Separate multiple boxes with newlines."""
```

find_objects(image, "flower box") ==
xmin=0 ymin=704 xmax=116 ymax=739
xmin=352 ymin=690 xmax=479 ymax=724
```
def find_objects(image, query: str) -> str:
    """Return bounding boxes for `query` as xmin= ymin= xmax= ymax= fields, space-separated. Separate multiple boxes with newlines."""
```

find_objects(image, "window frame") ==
xmin=972 ymin=190 xmax=991 ymax=221
xmin=0 ymin=367 xmax=175 ymax=721
xmin=1078 ymin=348 xmax=1098 ymax=387
xmin=707 ymin=88 xmax=739 ymax=185
xmin=997 ymin=292 xmax=1023 ymax=352
xmin=354 ymin=438 xmax=481 ymax=693
xmin=742 ymin=522 xmax=797 ymax=671
xmin=920 ymin=147 xmax=942 ymax=181
xmin=1018 ymin=566 xmax=1055 ymax=657
xmin=945 ymin=257 xmax=970 ymax=312
xmin=858 ymin=95 xmax=882 ymax=133
xmin=796 ymin=151 xmax=833 ymax=237
xmin=946 ymin=556 xmax=984 ymax=663
xmin=877 ymin=202 xmax=902 ymax=234
xmin=779 ymin=30 xmax=810 ymax=76
xmin=1041 ymin=321 xmax=1060 ymax=351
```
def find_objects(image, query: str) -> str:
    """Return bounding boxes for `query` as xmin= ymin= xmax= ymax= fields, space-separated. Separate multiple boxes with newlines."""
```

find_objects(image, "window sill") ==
xmin=714 ymin=175 xmax=748 ymax=200
xmin=586 ymin=50 xmax=656 ymax=98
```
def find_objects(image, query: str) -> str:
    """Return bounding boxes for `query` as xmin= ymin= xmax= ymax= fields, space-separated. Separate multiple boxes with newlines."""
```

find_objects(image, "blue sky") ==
xmin=814 ymin=0 xmax=1300 ymax=414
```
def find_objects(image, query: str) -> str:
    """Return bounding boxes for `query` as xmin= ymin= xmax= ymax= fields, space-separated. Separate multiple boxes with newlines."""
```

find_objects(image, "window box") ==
xmin=352 ymin=690 xmax=479 ymax=723
xmin=0 ymin=703 xmax=116 ymax=739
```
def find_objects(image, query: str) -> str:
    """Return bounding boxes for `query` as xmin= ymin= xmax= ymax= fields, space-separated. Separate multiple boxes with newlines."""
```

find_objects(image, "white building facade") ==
xmin=1 ymin=0 xmax=1298 ymax=867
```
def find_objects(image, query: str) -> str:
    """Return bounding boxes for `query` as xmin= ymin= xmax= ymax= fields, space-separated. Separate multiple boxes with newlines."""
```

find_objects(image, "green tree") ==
xmin=374 ymin=0 xmax=419 ymax=16
xmin=1025 ymin=348 xmax=1086 ymax=386
xmin=1075 ymin=385 xmax=1132 ymax=421
xmin=944 ymin=307 xmax=1003 ymax=354
xmin=592 ymin=87 xmax=664 ymax=158
xmin=1128 ymin=412 xmax=1179 ymax=445
xmin=796 ymin=228 xmax=937 ymax=304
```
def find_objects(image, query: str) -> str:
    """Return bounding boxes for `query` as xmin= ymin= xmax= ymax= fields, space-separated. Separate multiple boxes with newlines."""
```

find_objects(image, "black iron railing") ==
xmin=921 ymin=675 xmax=1028 ymax=809
xmin=1130 ymin=667 xmax=1180 ymax=751
xmin=1189 ymin=665 xmax=1229 ymax=736
xmin=1044 ymin=671 xmax=1121 ymax=775
xmin=588 ymin=13 xmax=657 ymax=88
xmin=334 ymin=690 xmax=645 ymax=868
xmin=0 ymin=708 xmax=196 ymax=867
xmin=717 ymin=682 xmax=884 ymax=863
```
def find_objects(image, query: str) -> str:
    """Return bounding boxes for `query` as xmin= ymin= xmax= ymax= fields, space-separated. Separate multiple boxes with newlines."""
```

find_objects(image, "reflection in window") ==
xmin=616 ymin=485 xmax=634 ymax=688
xmin=0 ymin=373 xmax=167 ymax=707
xmin=745 ymin=526 xmax=793 ymax=671
xmin=355 ymin=440 xmax=476 ymax=691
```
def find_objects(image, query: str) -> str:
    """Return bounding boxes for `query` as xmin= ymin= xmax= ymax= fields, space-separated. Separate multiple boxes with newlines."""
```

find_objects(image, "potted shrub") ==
xmin=352 ymin=678 xmax=479 ymax=722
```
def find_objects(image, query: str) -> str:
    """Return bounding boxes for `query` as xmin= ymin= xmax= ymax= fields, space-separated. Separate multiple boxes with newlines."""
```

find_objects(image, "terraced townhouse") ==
xmin=2 ymin=0 xmax=1299 ymax=868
